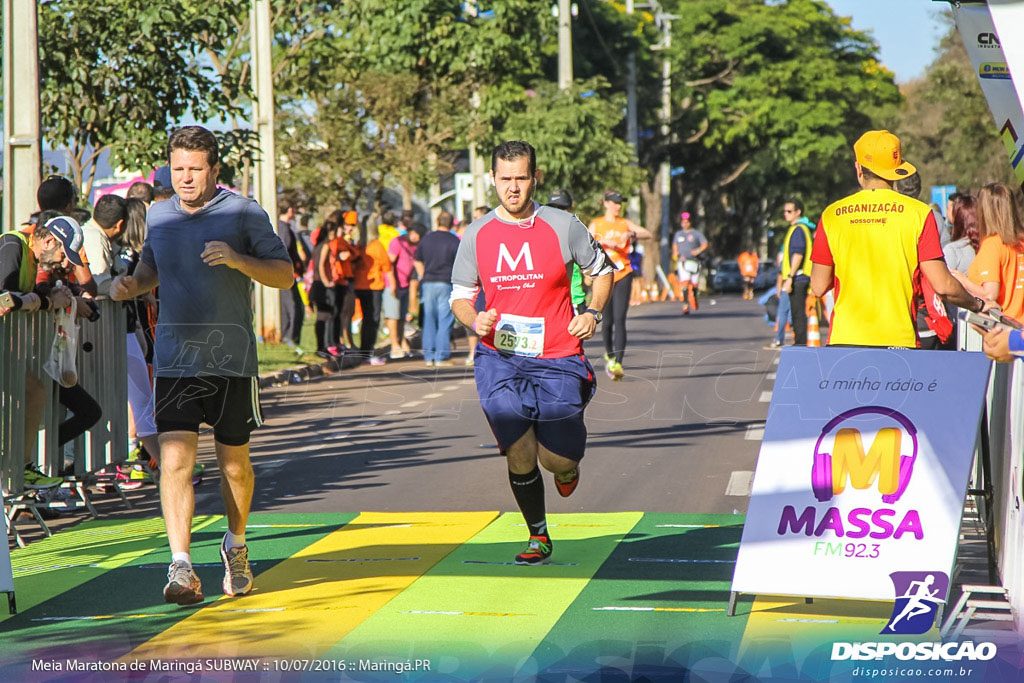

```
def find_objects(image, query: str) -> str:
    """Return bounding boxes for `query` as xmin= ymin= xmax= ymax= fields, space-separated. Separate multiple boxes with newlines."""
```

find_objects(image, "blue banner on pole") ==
xmin=931 ymin=185 xmax=958 ymax=219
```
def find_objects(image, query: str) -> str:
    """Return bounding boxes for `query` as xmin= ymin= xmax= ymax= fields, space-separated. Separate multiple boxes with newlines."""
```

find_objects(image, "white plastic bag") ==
xmin=43 ymin=297 xmax=79 ymax=388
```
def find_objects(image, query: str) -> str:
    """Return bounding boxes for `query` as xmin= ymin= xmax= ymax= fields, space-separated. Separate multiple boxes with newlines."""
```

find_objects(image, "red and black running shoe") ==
xmin=514 ymin=535 xmax=552 ymax=565
xmin=554 ymin=467 xmax=580 ymax=498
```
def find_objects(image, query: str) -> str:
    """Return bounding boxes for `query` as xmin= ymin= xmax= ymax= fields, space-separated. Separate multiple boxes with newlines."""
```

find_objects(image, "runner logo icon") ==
xmin=882 ymin=571 xmax=948 ymax=635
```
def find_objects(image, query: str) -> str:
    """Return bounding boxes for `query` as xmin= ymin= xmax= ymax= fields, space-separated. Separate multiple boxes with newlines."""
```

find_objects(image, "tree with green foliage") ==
xmin=277 ymin=68 xmax=468 ymax=213
xmin=275 ymin=0 xmax=556 ymax=213
xmin=37 ymin=1 xmax=236 ymax=196
xmin=891 ymin=16 xmax=1016 ymax=193
xmin=624 ymin=0 xmax=902 ymax=259
xmin=478 ymin=79 xmax=644 ymax=216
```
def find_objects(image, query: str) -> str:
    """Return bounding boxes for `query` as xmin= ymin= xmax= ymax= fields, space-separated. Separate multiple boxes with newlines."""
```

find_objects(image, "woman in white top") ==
xmin=943 ymin=194 xmax=979 ymax=275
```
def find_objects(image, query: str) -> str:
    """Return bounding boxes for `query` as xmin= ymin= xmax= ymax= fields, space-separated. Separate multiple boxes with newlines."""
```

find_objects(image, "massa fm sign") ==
xmin=731 ymin=348 xmax=990 ymax=602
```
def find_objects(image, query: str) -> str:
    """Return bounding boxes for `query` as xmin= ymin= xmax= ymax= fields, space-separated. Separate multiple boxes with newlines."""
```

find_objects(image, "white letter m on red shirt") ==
xmin=496 ymin=242 xmax=534 ymax=273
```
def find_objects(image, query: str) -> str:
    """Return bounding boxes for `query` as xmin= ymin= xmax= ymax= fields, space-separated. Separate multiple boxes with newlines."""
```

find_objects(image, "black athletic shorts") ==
xmin=154 ymin=375 xmax=264 ymax=446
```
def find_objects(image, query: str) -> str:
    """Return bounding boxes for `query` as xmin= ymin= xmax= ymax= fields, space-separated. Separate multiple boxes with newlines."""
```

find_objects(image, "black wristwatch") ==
xmin=585 ymin=308 xmax=603 ymax=322
xmin=973 ymin=297 xmax=985 ymax=313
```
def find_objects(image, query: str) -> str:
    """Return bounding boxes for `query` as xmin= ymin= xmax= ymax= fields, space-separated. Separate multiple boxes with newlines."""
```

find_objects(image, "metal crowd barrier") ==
xmin=956 ymin=312 xmax=1024 ymax=636
xmin=2 ymin=299 xmax=128 ymax=506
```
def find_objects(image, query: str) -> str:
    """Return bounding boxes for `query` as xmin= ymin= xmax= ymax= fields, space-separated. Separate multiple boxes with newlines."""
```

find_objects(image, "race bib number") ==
xmin=683 ymin=260 xmax=700 ymax=274
xmin=494 ymin=314 xmax=545 ymax=357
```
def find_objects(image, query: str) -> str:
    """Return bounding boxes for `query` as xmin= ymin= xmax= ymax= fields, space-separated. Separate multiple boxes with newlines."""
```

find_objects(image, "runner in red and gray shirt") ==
xmin=450 ymin=140 xmax=613 ymax=565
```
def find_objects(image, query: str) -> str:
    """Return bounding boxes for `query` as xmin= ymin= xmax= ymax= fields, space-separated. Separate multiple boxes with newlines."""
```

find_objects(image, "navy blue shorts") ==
xmin=473 ymin=344 xmax=596 ymax=461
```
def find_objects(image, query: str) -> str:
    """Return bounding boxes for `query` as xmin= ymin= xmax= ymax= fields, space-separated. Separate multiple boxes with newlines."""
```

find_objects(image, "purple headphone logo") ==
xmin=811 ymin=406 xmax=918 ymax=504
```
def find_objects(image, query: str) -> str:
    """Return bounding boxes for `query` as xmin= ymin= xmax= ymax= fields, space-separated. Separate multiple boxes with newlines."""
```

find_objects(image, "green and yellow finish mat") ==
xmin=2 ymin=512 xmax=1019 ymax=681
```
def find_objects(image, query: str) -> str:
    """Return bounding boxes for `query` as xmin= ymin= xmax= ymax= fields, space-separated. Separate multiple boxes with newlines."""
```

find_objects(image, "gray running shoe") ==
xmin=163 ymin=561 xmax=204 ymax=605
xmin=220 ymin=541 xmax=254 ymax=596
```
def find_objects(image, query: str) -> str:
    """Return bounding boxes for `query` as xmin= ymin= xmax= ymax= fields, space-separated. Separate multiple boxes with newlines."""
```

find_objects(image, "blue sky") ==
xmin=825 ymin=0 xmax=950 ymax=83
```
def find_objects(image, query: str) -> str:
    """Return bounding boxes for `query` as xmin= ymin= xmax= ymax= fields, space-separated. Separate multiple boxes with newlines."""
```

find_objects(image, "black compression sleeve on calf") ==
xmin=509 ymin=466 xmax=547 ymax=537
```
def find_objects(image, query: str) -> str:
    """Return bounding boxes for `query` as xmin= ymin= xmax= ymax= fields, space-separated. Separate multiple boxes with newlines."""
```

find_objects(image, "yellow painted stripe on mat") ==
xmin=737 ymin=595 xmax=935 ymax=668
xmin=125 ymin=511 xmax=498 ymax=660
xmin=327 ymin=512 xmax=643 ymax=670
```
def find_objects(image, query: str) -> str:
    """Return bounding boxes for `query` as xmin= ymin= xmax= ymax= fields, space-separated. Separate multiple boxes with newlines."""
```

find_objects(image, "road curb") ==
xmin=258 ymin=351 xmax=367 ymax=388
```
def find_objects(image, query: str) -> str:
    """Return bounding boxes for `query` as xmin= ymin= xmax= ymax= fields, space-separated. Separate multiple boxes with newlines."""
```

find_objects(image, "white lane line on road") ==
xmin=773 ymin=356 xmax=780 ymax=366
xmin=592 ymin=606 xmax=724 ymax=613
xmin=442 ymin=385 xmax=459 ymax=391
xmin=759 ymin=390 xmax=772 ymax=402
xmin=32 ymin=614 xmax=168 ymax=621
xmin=462 ymin=560 xmax=579 ymax=567
xmin=512 ymin=528 xmax=614 ymax=532
xmin=307 ymin=557 xmax=420 ymax=563
xmin=402 ymin=610 xmax=536 ymax=616
xmin=385 ymin=410 xmax=401 ymax=415
xmin=627 ymin=557 xmax=735 ymax=564
xmin=766 ymin=372 xmax=776 ymax=380
xmin=136 ymin=562 xmax=259 ymax=569
xmin=776 ymin=618 xmax=840 ymax=624
xmin=725 ymin=470 xmax=754 ymax=497
xmin=744 ymin=425 xmax=765 ymax=441
xmin=17 ymin=563 xmax=102 ymax=573
xmin=401 ymin=401 xmax=423 ymax=408
xmin=423 ymin=392 xmax=443 ymax=398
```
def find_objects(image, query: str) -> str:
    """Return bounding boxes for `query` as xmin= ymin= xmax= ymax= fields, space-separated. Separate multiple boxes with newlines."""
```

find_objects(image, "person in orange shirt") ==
xmin=588 ymin=189 xmax=652 ymax=381
xmin=327 ymin=211 xmax=357 ymax=352
xmin=352 ymin=225 xmax=390 ymax=365
xmin=967 ymin=183 xmax=1024 ymax=322
xmin=737 ymin=248 xmax=759 ymax=300
xmin=309 ymin=220 xmax=338 ymax=358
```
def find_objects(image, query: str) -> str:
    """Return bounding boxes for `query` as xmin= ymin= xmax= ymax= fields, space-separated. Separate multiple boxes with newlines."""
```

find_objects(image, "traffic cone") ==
xmin=806 ymin=295 xmax=821 ymax=347
xmin=669 ymin=272 xmax=683 ymax=301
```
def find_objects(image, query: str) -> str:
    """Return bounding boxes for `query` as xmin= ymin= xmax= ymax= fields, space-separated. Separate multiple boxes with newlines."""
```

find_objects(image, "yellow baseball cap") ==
xmin=853 ymin=130 xmax=916 ymax=181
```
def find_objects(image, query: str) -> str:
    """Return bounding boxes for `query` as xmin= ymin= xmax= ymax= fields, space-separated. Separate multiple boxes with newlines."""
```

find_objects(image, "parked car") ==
xmin=711 ymin=262 xmax=743 ymax=292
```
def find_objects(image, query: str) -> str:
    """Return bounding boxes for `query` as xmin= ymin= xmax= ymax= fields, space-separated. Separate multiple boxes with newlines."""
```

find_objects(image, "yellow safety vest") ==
xmin=3 ymin=230 xmax=35 ymax=292
xmin=781 ymin=222 xmax=813 ymax=279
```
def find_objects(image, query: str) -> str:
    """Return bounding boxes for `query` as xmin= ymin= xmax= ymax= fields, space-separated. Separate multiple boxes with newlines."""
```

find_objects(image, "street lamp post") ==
xmin=557 ymin=0 xmax=573 ymax=91
xmin=2 ymin=0 xmax=42 ymax=231
xmin=250 ymin=0 xmax=281 ymax=342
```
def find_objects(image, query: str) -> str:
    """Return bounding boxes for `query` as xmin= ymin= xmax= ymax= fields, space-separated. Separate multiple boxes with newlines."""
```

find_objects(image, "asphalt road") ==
xmin=191 ymin=293 xmax=780 ymax=519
